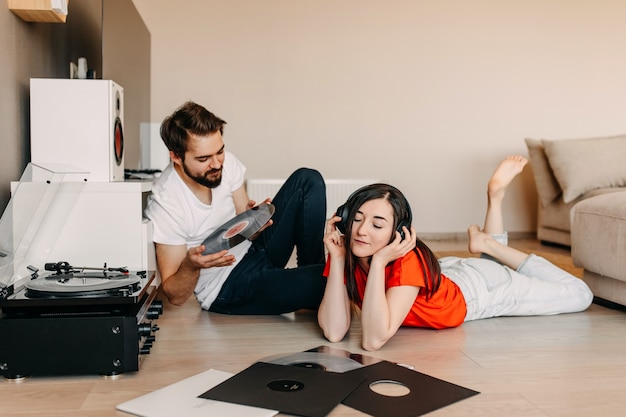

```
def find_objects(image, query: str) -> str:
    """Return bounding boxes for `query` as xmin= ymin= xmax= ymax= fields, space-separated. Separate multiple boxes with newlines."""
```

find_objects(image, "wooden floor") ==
xmin=2 ymin=239 xmax=626 ymax=416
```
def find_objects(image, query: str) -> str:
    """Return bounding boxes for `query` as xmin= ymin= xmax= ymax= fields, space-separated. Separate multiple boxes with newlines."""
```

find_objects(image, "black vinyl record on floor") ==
xmin=259 ymin=351 xmax=365 ymax=373
xmin=199 ymin=361 xmax=365 ymax=417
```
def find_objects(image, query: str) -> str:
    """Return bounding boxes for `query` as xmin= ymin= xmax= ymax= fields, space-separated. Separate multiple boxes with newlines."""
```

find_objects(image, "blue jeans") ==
xmin=210 ymin=168 xmax=327 ymax=314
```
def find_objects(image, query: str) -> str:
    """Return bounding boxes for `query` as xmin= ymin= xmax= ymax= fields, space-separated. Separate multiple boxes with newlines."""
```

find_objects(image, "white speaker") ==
xmin=30 ymin=78 xmax=125 ymax=182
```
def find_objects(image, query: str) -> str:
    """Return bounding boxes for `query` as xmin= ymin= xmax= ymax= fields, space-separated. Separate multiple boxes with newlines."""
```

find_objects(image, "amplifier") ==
xmin=0 ymin=272 xmax=162 ymax=379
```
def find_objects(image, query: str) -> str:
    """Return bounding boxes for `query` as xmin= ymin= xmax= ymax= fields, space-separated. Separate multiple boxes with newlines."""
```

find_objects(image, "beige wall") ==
xmin=0 ymin=0 xmax=149 ymax=212
xmin=134 ymin=0 xmax=626 ymax=236
xmin=0 ymin=6 xmax=68 ymax=211
xmin=103 ymin=0 xmax=151 ymax=171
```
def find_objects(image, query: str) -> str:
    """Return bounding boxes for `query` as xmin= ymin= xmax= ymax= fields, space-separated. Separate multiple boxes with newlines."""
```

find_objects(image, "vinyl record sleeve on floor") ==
xmin=201 ymin=203 xmax=274 ymax=255
xmin=199 ymin=361 xmax=365 ymax=417
xmin=116 ymin=369 xmax=277 ymax=417
xmin=342 ymin=360 xmax=480 ymax=417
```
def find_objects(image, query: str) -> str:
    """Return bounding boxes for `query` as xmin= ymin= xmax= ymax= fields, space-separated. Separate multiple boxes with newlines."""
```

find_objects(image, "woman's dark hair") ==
xmin=160 ymin=101 xmax=226 ymax=159
xmin=343 ymin=183 xmax=442 ymax=303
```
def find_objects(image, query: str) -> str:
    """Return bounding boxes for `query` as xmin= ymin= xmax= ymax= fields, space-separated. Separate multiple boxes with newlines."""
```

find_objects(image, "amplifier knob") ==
xmin=138 ymin=322 xmax=160 ymax=336
xmin=146 ymin=310 xmax=160 ymax=320
xmin=150 ymin=300 xmax=164 ymax=315
xmin=138 ymin=322 xmax=152 ymax=336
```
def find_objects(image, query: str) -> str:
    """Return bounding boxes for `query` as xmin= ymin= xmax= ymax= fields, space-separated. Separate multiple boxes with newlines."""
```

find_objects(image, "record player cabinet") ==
xmin=0 ymin=164 xmax=161 ymax=378
xmin=0 ymin=278 xmax=162 ymax=378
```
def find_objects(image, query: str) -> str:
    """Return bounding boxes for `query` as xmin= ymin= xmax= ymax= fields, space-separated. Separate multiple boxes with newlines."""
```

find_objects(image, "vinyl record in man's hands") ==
xmin=201 ymin=203 xmax=275 ymax=255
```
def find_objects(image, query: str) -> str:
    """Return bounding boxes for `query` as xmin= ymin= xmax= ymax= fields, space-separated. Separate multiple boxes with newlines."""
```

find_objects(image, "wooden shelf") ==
xmin=7 ymin=0 xmax=69 ymax=23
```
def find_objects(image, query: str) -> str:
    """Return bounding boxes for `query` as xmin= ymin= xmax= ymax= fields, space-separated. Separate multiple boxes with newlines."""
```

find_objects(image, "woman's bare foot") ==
xmin=468 ymin=224 xmax=494 ymax=254
xmin=468 ymin=224 xmax=529 ymax=269
xmin=488 ymin=156 xmax=528 ymax=201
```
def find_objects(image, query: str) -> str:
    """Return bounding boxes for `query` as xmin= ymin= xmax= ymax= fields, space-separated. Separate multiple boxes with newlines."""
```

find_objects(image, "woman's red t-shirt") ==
xmin=324 ymin=250 xmax=467 ymax=329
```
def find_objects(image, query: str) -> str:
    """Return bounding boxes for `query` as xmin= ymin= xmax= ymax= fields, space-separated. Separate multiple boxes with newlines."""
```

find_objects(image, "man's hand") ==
xmin=246 ymin=197 xmax=272 ymax=210
xmin=245 ymin=199 xmax=274 ymax=240
xmin=185 ymin=246 xmax=236 ymax=269
xmin=156 ymin=242 xmax=237 ymax=306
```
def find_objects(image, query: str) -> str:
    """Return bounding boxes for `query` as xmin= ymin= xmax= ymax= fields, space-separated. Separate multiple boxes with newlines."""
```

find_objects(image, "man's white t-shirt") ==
xmin=145 ymin=151 xmax=252 ymax=309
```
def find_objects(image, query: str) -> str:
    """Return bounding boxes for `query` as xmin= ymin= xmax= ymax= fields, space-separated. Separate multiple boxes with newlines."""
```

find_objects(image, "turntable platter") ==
xmin=25 ymin=273 xmax=141 ymax=298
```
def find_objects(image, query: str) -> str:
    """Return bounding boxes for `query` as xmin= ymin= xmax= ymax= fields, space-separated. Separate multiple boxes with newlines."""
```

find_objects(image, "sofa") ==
xmin=525 ymin=134 xmax=626 ymax=246
xmin=571 ymin=192 xmax=626 ymax=306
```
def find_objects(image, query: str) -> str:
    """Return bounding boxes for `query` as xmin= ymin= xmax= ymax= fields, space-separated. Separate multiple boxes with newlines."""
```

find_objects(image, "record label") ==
xmin=267 ymin=379 xmax=305 ymax=392
xmin=223 ymin=221 xmax=250 ymax=239
xmin=202 ymin=204 xmax=274 ymax=255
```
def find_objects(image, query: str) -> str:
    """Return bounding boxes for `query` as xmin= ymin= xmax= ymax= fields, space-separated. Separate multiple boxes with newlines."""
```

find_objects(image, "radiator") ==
xmin=247 ymin=178 xmax=378 ymax=218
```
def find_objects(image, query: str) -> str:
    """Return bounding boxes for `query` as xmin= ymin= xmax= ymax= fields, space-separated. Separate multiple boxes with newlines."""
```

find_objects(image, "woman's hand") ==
xmin=360 ymin=226 xmax=419 ymax=351
xmin=324 ymin=215 xmax=347 ymax=259
xmin=318 ymin=215 xmax=351 ymax=343
xmin=372 ymin=225 xmax=417 ymax=266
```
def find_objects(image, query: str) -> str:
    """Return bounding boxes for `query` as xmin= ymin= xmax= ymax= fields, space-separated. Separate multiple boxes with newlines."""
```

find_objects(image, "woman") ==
xmin=318 ymin=156 xmax=593 ymax=351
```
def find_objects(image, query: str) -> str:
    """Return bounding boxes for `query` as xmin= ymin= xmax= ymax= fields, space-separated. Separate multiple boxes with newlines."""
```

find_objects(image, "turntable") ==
xmin=0 ymin=262 xmax=162 ymax=379
xmin=1 ymin=261 xmax=148 ymax=310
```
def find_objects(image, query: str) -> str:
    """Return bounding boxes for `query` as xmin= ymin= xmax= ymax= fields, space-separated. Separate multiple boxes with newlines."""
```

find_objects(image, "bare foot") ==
xmin=488 ymin=155 xmax=528 ymax=201
xmin=468 ymin=224 xmax=493 ymax=254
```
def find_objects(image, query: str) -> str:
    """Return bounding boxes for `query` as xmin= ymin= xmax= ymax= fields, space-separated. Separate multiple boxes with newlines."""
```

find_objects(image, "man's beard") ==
xmin=182 ymin=162 xmax=223 ymax=188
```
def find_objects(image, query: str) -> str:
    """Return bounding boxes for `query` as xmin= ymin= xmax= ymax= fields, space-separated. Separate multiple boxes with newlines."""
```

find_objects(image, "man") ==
xmin=145 ymin=101 xmax=327 ymax=314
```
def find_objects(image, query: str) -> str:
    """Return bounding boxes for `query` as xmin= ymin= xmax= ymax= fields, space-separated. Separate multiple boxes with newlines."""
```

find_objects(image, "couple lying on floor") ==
xmin=145 ymin=101 xmax=593 ymax=351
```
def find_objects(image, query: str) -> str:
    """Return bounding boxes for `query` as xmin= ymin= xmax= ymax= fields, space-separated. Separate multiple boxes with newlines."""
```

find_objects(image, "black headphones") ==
xmin=335 ymin=185 xmax=412 ymax=240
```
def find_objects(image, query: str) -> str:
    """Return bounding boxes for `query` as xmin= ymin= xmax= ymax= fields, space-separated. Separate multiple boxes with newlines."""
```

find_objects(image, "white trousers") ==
xmin=439 ymin=233 xmax=593 ymax=322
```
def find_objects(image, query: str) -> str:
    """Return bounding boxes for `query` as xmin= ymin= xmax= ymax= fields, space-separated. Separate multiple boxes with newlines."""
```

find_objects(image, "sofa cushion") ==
xmin=571 ymin=191 xmax=626 ymax=282
xmin=542 ymin=134 xmax=626 ymax=203
xmin=524 ymin=138 xmax=562 ymax=207
xmin=538 ymin=187 xmax=625 ymax=233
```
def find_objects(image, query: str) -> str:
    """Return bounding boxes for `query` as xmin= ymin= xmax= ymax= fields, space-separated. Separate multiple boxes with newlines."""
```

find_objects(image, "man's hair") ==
xmin=160 ymin=101 xmax=227 ymax=159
